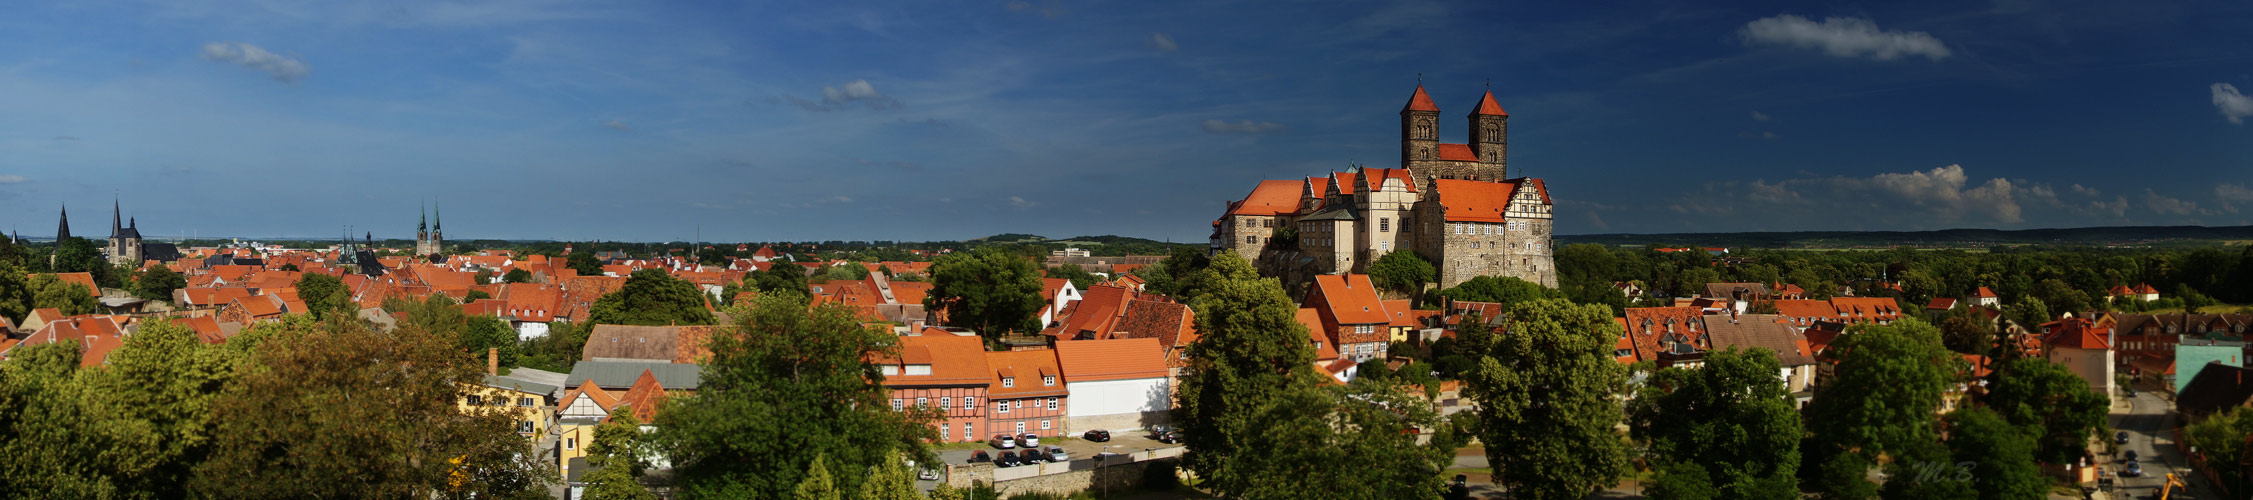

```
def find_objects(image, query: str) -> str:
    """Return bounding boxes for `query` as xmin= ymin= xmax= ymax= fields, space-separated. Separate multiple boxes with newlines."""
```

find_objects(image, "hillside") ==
xmin=1557 ymin=225 xmax=2253 ymax=249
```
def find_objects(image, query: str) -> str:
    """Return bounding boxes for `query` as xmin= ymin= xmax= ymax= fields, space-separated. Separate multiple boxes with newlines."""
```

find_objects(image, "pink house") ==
xmin=985 ymin=349 xmax=1069 ymax=438
xmin=881 ymin=333 xmax=991 ymax=443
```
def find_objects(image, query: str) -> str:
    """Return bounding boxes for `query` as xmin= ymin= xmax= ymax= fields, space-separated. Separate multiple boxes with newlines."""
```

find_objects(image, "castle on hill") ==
xmin=1209 ymin=84 xmax=1556 ymax=289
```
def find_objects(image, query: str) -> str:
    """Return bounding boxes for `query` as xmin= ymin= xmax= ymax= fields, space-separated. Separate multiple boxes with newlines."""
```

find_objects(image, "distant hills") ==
xmin=1557 ymin=225 xmax=2253 ymax=249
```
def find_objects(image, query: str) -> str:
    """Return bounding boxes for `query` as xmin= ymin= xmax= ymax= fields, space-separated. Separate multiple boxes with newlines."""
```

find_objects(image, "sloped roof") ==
xmin=2045 ymin=318 xmax=2112 ymax=350
xmin=1053 ymin=337 xmax=1168 ymax=382
xmin=1429 ymin=179 xmax=1516 ymax=223
xmin=1704 ymin=314 xmax=1815 ymax=366
xmin=560 ymin=379 xmax=618 ymax=413
xmin=1470 ymin=91 xmax=1508 ymax=116
xmin=1621 ymin=307 xmax=1707 ymax=363
xmin=1361 ymin=168 xmax=1417 ymax=192
xmin=612 ymin=370 xmax=666 ymax=423
xmin=1772 ymin=300 xmax=1836 ymax=326
xmin=566 ymin=360 xmax=701 ymax=390
xmin=985 ymin=349 xmax=1067 ymax=398
xmin=1115 ymin=299 xmax=1196 ymax=348
xmin=1312 ymin=274 xmax=1389 ymax=325
xmin=51 ymin=272 xmax=100 ymax=296
xmin=1229 ymin=180 xmax=1305 ymax=217
xmin=1436 ymin=144 xmax=1479 ymax=162
xmin=1403 ymin=84 xmax=1439 ymax=112
xmin=1296 ymin=308 xmax=1337 ymax=361
xmin=1926 ymin=298 xmax=1958 ymax=311
xmin=883 ymin=334 xmax=990 ymax=386
xmin=1974 ymin=286 xmax=1998 ymax=298
xmin=2177 ymin=364 xmax=2253 ymax=416
xmin=582 ymin=324 xmax=715 ymax=363
xmin=170 ymin=316 xmax=228 ymax=344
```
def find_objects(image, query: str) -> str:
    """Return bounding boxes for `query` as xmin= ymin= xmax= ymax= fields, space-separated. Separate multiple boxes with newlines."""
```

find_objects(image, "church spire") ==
xmin=56 ymin=204 xmax=71 ymax=242
xmin=433 ymin=200 xmax=441 ymax=232
xmin=112 ymin=196 xmax=122 ymax=238
xmin=419 ymin=201 xmax=428 ymax=233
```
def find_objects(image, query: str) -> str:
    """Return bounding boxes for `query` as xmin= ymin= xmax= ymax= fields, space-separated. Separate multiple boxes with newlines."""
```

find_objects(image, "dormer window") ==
xmin=1043 ymin=375 xmax=1056 ymax=386
xmin=1003 ymin=377 xmax=1015 ymax=388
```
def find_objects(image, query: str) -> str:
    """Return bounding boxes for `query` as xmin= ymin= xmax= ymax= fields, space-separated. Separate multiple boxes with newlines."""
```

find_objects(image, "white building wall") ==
xmin=1065 ymin=378 xmax=1169 ymax=418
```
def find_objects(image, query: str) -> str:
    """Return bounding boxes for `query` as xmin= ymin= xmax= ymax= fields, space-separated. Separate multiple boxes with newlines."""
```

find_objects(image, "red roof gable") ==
xmin=1471 ymin=91 xmax=1507 ymax=116
xmin=1974 ymin=286 xmax=1998 ymax=298
xmin=2045 ymin=318 xmax=2112 ymax=350
xmin=1053 ymin=338 xmax=1168 ymax=382
xmin=613 ymin=370 xmax=666 ymax=424
xmin=1436 ymin=143 xmax=1479 ymax=162
xmin=1403 ymin=84 xmax=1439 ymax=112
xmin=985 ymin=349 xmax=1067 ymax=398
xmin=1229 ymin=180 xmax=1305 ymax=217
xmin=1297 ymin=308 xmax=1337 ymax=361
xmin=1311 ymin=274 xmax=1389 ymax=325
xmin=883 ymin=334 xmax=991 ymax=386
xmin=1430 ymin=179 xmax=1517 ymax=223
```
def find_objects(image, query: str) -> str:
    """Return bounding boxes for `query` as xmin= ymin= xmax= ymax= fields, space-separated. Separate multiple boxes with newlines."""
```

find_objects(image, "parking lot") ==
xmin=936 ymin=430 xmax=1179 ymax=467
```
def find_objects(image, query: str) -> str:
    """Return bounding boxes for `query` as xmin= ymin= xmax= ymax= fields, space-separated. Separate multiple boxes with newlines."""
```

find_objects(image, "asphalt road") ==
xmin=2109 ymin=388 xmax=2223 ymax=499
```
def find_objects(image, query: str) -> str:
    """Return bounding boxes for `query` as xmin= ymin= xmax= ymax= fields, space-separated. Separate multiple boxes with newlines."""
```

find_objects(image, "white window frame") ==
xmin=892 ymin=399 xmax=903 ymax=411
xmin=997 ymin=401 xmax=1010 ymax=414
xmin=916 ymin=397 xmax=929 ymax=407
xmin=965 ymin=423 xmax=975 ymax=440
xmin=1003 ymin=377 xmax=1014 ymax=388
xmin=1042 ymin=375 xmax=1055 ymax=386
xmin=1016 ymin=421 xmax=1027 ymax=433
xmin=1042 ymin=420 xmax=1052 ymax=430
xmin=1047 ymin=397 xmax=1058 ymax=410
xmin=565 ymin=438 xmax=577 ymax=450
xmin=941 ymin=397 xmax=952 ymax=409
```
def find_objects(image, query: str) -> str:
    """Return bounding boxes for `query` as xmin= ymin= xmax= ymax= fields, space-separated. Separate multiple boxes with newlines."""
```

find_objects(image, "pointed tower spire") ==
xmin=56 ymin=204 xmax=71 ymax=242
xmin=112 ymin=196 xmax=123 ymax=238
xmin=419 ymin=201 xmax=428 ymax=233
xmin=1403 ymin=84 xmax=1440 ymax=112
xmin=433 ymin=200 xmax=441 ymax=232
xmin=1471 ymin=90 xmax=1508 ymax=116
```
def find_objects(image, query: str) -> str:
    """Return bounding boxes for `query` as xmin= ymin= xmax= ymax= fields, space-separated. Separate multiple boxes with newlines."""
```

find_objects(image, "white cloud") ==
xmin=2144 ymin=189 xmax=2206 ymax=215
xmin=1671 ymin=164 xmax=2022 ymax=225
xmin=1009 ymin=196 xmax=1037 ymax=208
xmin=601 ymin=119 xmax=628 ymax=130
xmin=828 ymin=195 xmax=854 ymax=204
xmin=1739 ymin=15 xmax=1952 ymax=61
xmin=788 ymin=79 xmax=900 ymax=111
xmin=2088 ymin=196 xmax=2130 ymax=218
xmin=2218 ymin=183 xmax=2253 ymax=203
xmin=1149 ymin=33 xmax=1179 ymax=52
xmin=1200 ymin=119 xmax=1287 ymax=135
xmin=0 ymin=175 xmax=25 ymax=184
xmin=200 ymin=42 xmax=310 ymax=82
xmin=1751 ymin=111 xmax=1771 ymax=121
xmin=2070 ymin=184 xmax=2100 ymax=196
xmin=2213 ymin=83 xmax=2253 ymax=124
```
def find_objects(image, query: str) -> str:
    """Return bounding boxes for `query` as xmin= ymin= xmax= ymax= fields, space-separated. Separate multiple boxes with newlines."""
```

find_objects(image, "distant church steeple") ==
xmin=56 ymin=204 xmax=71 ymax=242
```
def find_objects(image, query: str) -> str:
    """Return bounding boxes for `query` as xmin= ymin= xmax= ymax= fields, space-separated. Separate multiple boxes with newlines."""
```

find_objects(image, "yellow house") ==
xmin=459 ymin=374 xmax=560 ymax=439
xmin=554 ymin=379 xmax=619 ymax=479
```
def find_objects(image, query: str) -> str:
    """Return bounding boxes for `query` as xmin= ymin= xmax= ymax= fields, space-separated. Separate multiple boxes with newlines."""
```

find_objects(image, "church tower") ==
xmin=1468 ymin=90 xmax=1509 ymax=179
xmin=56 ymin=204 xmax=71 ymax=242
xmin=1400 ymin=84 xmax=1440 ymax=168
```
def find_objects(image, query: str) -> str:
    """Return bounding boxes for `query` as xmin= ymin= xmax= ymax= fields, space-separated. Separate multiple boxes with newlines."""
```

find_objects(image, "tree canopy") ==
xmin=296 ymin=272 xmax=353 ymax=320
xmin=1431 ymin=275 xmax=1563 ymax=306
xmin=1173 ymin=252 xmax=1316 ymax=494
xmin=1801 ymin=318 xmax=1959 ymax=497
xmin=1367 ymin=250 xmax=1436 ymax=296
xmin=134 ymin=264 xmax=186 ymax=302
xmin=1460 ymin=298 xmax=1629 ymax=500
xmin=589 ymin=269 xmax=716 ymax=327
xmin=1982 ymin=358 xmax=2107 ymax=464
xmin=924 ymin=248 xmax=1044 ymax=338
xmin=1629 ymin=347 xmax=1802 ymax=500
xmin=657 ymin=292 xmax=934 ymax=498
xmin=1045 ymin=263 xmax=1103 ymax=290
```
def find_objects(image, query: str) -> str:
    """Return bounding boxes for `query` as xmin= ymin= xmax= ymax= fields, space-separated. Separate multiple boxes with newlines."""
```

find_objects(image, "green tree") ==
xmin=1432 ymin=275 xmax=1563 ymax=306
xmin=792 ymin=455 xmax=842 ymax=500
xmin=296 ymin=273 xmax=353 ymax=320
xmin=567 ymin=250 xmax=604 ymax=276
xmin=747 ymin=265 xmax=812 ymax=298
xmin=1368 ymin=250 xmax=1437 ymax=296
xmin=29 ymin=273 xmax=100 ymax=316
xmin=462 ymin=315 xmax=521 ymax=370
xmin=1628 ymin=347 xmax=1801 ymax=500
xmin=1136 ymin=247 xmax=1211 ymax=300
xmin=192 ymin=314 xmax=551 ymax=498
xmin=1939 ymin=407 xmax=2046 ymax=500
xmin=582 ymin=406 xmax=656 ymax=500
xmin=925 ymin=248 xmax=1044 ymax=338
xmin=0 ymin=339 xmax=151 ymax=498
xmin=1801 ymin=318 xmax=1957 ymax=497
xmin=390 ymin=293 xmax=469 ymax=341
xmin=1937 ymin=314 xmax=1993 ymax=356
xmin=658 ymin=292 xmax=933 ymax=498
xmin=134 ymin=264 xmax=187 ymax=302
xmin=588 ymin=269 xmax=715 ymax=327
xmin=2003 ymin=297 xmax=2050 ymax=333
xmin=517 ymin=321 xmax=589 ymax=373
xmin=863 ymin=450 xmax=924 ymax=500
xmin=1461 ymin=299 xmax=1629 ymax=500
xmin=1226 ymin=382 xmax=1459 ymax=499
xmin=2031 ymin=279 xmax=2091 ymax=315
xmin=465 ymin=289 xmax=493 ymax=302
xmin=1173 ymin=257 xmax=1317 ymax=494
xmin=503 ymin=268 xmax=533 ymax=284
xmin=1045 ymin=263 xmax=1103 ymax=290
xmin=2186 ymin=406 xmax=2253 ymax=490
xmin=1983 ymin=358 xmax=2107 ymax=464
xmin=0 ymin=244 xmax=30 ymax=323
xmin=74 ymin=320 xmax=246 ymax=497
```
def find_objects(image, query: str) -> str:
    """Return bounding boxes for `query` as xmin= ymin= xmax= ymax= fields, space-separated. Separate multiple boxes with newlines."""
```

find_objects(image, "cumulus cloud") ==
xmin=200 ymin=42 xmax=310 ymax=82
xmin=2143 ymin=189 xmax=2206 ymax=215
xmin=2219 ymin=183 xmax=2253 ymax=203
xmin=1739 ymin=15 xmax=1952 ymax=61
xmin=1200 ymin=119 xmax=1287 ymax=135
xmin=0 ymin=175 xmax=25 ymax=184
xmin=2070 ymin=184 xmax=2100 ymax=196
xmin=1009 ymin=196 xmax=1037 ymax=208
xmin=2214 ymin=83 xmax=2253 ymax=124
xmin=2088 ymin=196 xmax=2130 ymax=218
xmin=1670 ymin=164 xmax=2021 ymax=225
xmin=787 ymin=79 xmax=901 ymax=111
xmin=1149 ymin=33 xmax=1179 ymax=52
xmin=601 ymin=119 xmax=629 ymax=130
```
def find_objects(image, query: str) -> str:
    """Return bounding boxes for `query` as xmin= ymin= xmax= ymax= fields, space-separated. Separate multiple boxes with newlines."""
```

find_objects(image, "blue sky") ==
xmin=3 ymin=0 xmax=2251 ymax=242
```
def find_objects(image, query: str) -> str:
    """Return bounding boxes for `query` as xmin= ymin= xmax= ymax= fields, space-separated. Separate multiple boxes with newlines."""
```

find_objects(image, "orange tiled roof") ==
xmin=1436 ymin=144 xmax=1479 ymax=162
xmin=1471 ymin=91 xmax=1508 ymax=116
xmin=882 ymin=334 xmax=991 ymax=386
xmin=1404 ymin=85 xmax=1439 ymax=112
xmin=985 ymin=349 xmax=1067 ymax=398
xmin=2045 ymin=318 xmax=2112 ymax=350
xmin=1311 ymin=274 xmax=1389 ymax=325
xmin=50 ymin=273 xmax=100 ymax=296
xmin=1297 ymin=308 xmax=1337 ymax=361
xmin=560 ymin=379 xmax=618 ymax=413
xmin=1429 ymin=179 xmax=1517 ymax=223
xmin=170 ymin=316 xmax=228 ymax=344
xmin=613 ymin=370 xmax=666 ymax=424
xmin=1053 ymin=337 xmax=1168 ymax=382
xmin=1621 ymin=307 xmax=1707 ymax=363
xmin=1974 ymin=286 xmax=1998 ymax=298
xmin=1229 ymin=180 xmax=1305 ymax=217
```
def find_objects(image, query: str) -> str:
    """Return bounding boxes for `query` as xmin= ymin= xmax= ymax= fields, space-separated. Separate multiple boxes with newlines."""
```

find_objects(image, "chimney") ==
xmin=487 ymin=347 xmax=498 ymax=376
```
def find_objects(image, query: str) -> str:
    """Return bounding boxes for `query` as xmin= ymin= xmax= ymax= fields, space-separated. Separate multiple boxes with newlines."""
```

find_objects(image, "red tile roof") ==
xmin=1229 ymin=180 xmax=1305 ymax=217
xmin=1429 ymin=179 xmax=1517 ymax=223
xmin=985 ymin=349 xmax=1067 ymax=398
xmin=613 ymin=370 xmax=666 ymax=424
xmin=50 ymin=272 xmax=100 ymax=296
xmin=883 ymin=334 xmax=991 ymax=386
xmin=2135 ymin=283 xmax=2160 ymax=294
xmin=1403 ymin=84 xmax=1439 ymax=112
xmin=170 ymin=316 xmax=228 ymax=344
xmin=1053 ymin=338 xmax=1168 ymax=382
xmin=1311 ymin=275 xmax=1389 ymax=325
xmin=1471 ymin=91 xmax=1508 ymax=116
xmin=1436 ymin=144 xmax=1479 ymax=162
xmin=1771 ymin=300 xmax=1836 ymax=326
xmin=1926 ymin=298 xmax=1958 ymax=311
xmin=1621 ymin=307 xmax=1707 ymax=363
xmin=1974 ymin=286 xmax=1998 ymax=298
xmin=1297 ymin=308 xmax=1338 ymax=361
xmin=2045 ymin=318 xmax=2112 ymax=350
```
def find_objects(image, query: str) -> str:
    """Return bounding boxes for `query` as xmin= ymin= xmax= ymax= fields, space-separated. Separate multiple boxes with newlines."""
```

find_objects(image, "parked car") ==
xmin=1021 ymin=449 xmax=1048 ymax=463
xmin=991 ymin=434 xmax=1017 ymax=449
xmin=2122 ymin=460 xmax=2143 ymax=477
xmin=918 ymin=467 xmax=940 ymax=480
xmin=2115 ymin=431 xmax=2130 ymax=444
xmin=968 ymin=450 xmax=991 ymax=463
xmin=997 ymin=451 xmax=1020 ymax=468
xmin=1019 ymin=433 xmax=1040 ymax=447
xmin=1046 ymin=446 xmax=1070 ymax=462
xmin=1082 ymin=429 xmax=1112 ymax=442
xmin=1154 ymin=429 xmax=1183 ymax=444
xmin=2124 ymin=450 xmax=2138 ymax=461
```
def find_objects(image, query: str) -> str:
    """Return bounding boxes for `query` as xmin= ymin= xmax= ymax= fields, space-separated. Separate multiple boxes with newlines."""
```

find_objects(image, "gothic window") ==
xmin=1415 ymin=119 xmax=1434 ymax=139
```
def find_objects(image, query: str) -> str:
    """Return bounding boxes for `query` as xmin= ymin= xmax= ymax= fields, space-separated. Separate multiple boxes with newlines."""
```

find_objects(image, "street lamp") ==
xmin=1098 ymin=445 xmax=1115 ymax=498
